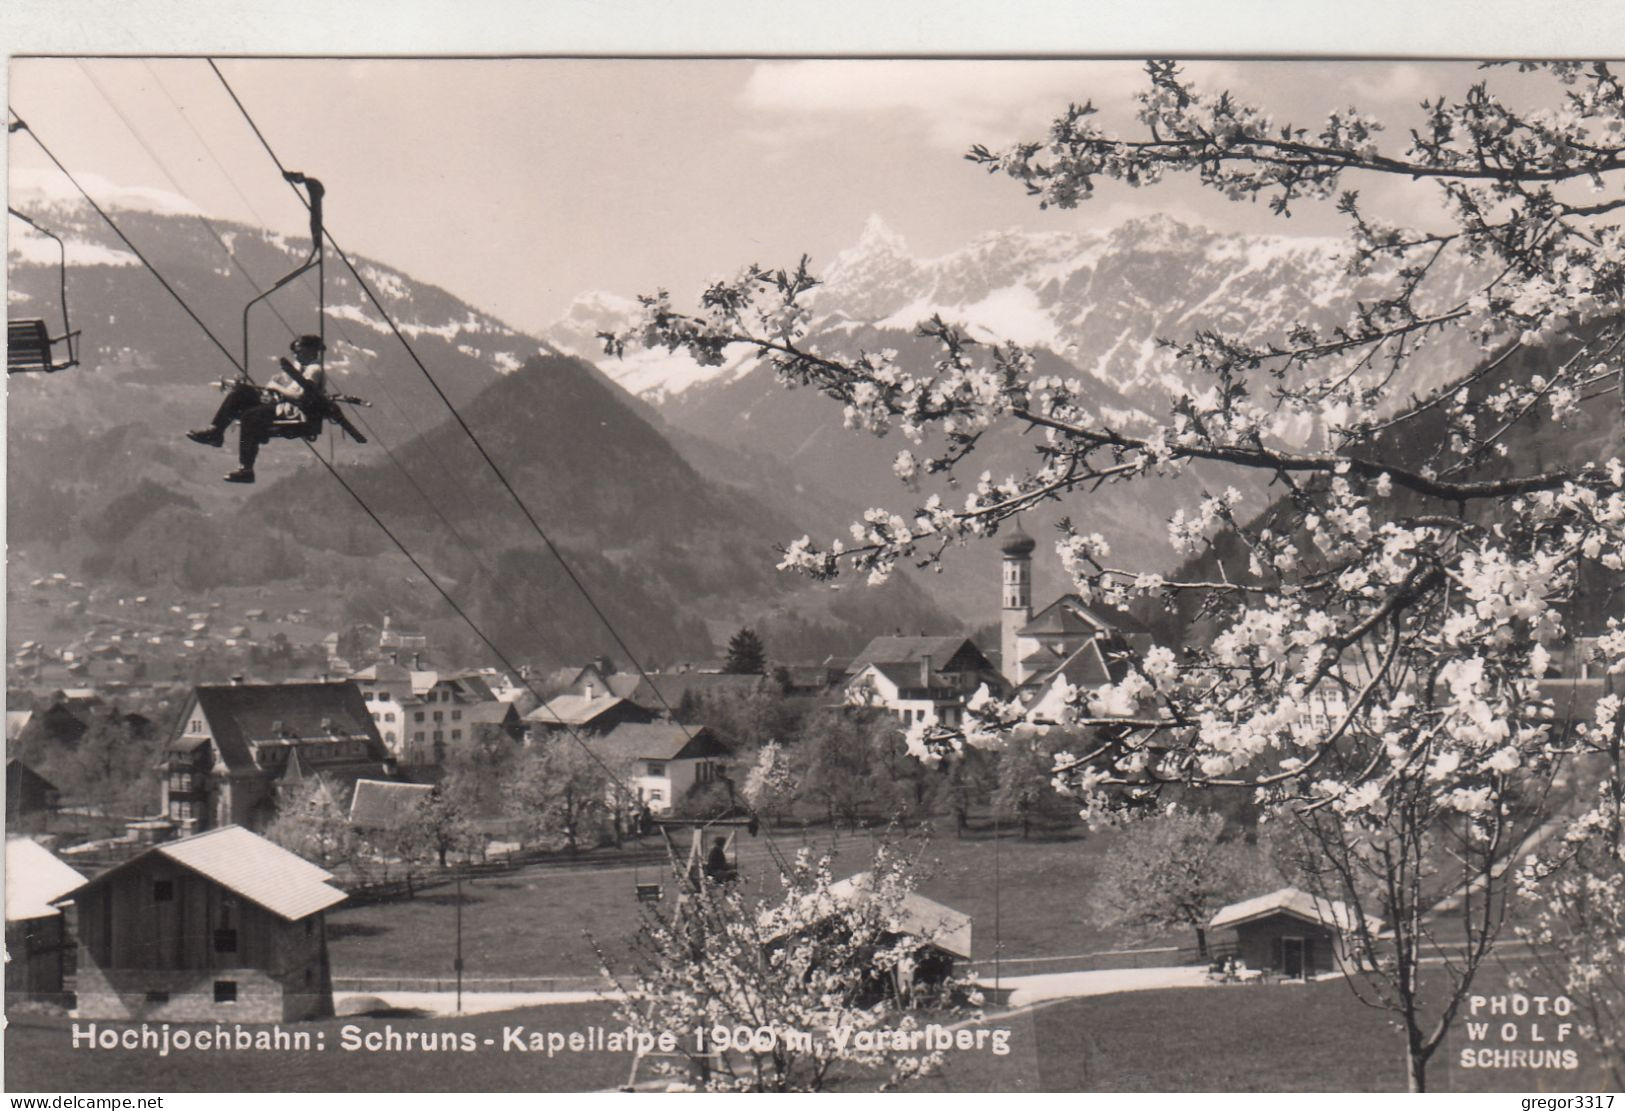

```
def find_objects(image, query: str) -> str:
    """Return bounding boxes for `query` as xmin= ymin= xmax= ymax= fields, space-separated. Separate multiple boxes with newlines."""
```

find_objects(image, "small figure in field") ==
xmin=703 ymin=835 xmax=733 ymax=884
xmin=188 ymin=334 xmax=334 ymax=484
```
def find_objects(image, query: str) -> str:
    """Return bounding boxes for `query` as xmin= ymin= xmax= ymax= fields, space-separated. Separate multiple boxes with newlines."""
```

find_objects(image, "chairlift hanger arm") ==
xmin=241 ymin=172 xmax=325 ymax=378
xmin=7 ymin=204 xmax=79 ymax=372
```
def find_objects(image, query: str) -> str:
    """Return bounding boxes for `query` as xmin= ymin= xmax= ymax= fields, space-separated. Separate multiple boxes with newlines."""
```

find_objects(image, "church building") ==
xmin=998 ymin=524 xmax=1153 ymax=713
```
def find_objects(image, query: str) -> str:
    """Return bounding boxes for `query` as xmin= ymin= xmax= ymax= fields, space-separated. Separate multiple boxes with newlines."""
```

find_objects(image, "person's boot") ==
xmin=187 ymin=427 xmax=225 ymax=447
xmin=224 ymin=467 xmax=256 ymax=484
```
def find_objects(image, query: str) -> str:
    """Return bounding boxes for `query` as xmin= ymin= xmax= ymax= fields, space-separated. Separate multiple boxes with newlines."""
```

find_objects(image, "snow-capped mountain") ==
xmin=544 ymin=212 xmax=1488 ymax=624
xmin=550 ymin=211 xmax=1482 ymax=418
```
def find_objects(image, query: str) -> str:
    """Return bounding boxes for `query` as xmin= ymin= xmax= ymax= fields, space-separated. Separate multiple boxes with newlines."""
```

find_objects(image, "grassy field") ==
xmin=324 ymin=822 xmax=1154 ymax=982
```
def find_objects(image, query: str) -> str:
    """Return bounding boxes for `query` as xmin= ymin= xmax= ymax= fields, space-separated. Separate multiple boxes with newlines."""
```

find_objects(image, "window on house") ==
xmin=649 ymin=789 xmax=663 ymax=803
xmin=433 ymin=711 xmax=443 ymax=723
xmin=385 ymin=713 xmax=395 ymax=723
xmin=414 ymin=731 xmax=425 ymax=743
xmin=213 ymin=981 xmax=237 ymax=1003
xmin=433 ymin=730 xmax=444 ymax=742
xmin=451 ymin=709 xmax=461 ymax=721
xmin=415 ymin=711 xmax=425 ymax=723
xmin=646 ymin=761 xmax=665 ymax=777
xmin=145 ymin=990 xmax=170 ymax=1004
xmin=190 ymin=718 xmax=204 ymax=733
xmin=153 ymin=880 xmax=174 ymax=902
xmin=451 ymin=729 xmax=462 ymax=741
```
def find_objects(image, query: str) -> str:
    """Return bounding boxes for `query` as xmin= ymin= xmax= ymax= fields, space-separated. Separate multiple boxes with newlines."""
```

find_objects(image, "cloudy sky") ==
xmin=3 ymin=58 xmax=1515 ymax=334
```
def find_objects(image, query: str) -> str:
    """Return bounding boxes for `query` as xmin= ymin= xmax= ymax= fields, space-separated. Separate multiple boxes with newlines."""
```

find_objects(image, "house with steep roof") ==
xmin=527 ymin=692 xmax=654 ymax=738
xmin=59 ymin=826 xmax=344 ymax=1022
xmin=161 ymin=680 xmax=393 ymax=834
xmin=5 ymin=839 xmax=85 ymax=1004
xmin=348 ymin=778 xmax=436 ymax=831
xmin=843 ymin=636 xmax=1007 ymax=728
xmin=591 ymin=722 xmax=731 ymax=813
xmin=1208 ymin=887 xmax=1383 ymax=979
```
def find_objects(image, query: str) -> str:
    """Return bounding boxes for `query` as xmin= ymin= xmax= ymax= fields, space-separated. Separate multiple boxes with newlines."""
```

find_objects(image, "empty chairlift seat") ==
xmin=8 ymin=318 xmax=77 ymax=375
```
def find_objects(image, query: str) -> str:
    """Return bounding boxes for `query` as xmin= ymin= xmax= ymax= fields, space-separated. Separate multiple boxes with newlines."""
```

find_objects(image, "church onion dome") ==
xmin=1000 ymin=523 xmax=1036 ymax=557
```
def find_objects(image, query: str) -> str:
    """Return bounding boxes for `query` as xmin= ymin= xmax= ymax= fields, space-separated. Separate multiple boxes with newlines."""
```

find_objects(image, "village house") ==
xmin=5 ymin=838 xmax=85 ymax=1006
xmin=375 ymin=665 xmax=506 ymax=766
xmin=351 ymin=658 xmax=414 ymax=754
xmin=348 ymin=778 xmax=436 ymax=833
xmin=527 ymin=690 xmax=654 ymax=738
xmin=1208 ymin=887 xmax=1382 ymax=980
xmin=594 ymin=721 xmax=731 ymax=813
xmin=843 ymin=635 xmax=1007 ymax=728
xmin=60 ymin=826 xmax=345 ymax=1022
xmin=161 ymin=680 xmax=393 ymax=834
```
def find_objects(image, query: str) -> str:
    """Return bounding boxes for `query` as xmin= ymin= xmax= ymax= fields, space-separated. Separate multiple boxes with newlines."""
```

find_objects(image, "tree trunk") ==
xmin=1406 ymin=1026 xmax=1429 ymax=1093
xmin=1406 ymin=1048 xmax=1427 ymax=1093
xmin=1195 ymin=925 xmax=1208 ymax=961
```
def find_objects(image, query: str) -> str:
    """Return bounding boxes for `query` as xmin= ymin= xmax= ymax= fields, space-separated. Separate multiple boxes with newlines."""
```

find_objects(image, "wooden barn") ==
xmin=1208 ymin=887 xmax=1382 ymax=980
xmin=766 ymin=872 xmax=973 ymax=1005
xmin=5 ymin=839 xmax=85 ymax=1005
xmin=60 ymin=825 xmax=346 ymax=1022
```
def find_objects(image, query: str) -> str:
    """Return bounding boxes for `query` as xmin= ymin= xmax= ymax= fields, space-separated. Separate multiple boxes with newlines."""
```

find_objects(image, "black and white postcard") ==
xmin=5 ymin=7 xmax=1625 ymax=1098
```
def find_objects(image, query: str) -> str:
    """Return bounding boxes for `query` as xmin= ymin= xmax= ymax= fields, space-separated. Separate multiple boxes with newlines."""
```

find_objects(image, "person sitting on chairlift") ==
xmin=188 ymin=334 xmax=328 ymax=484
xmin=703 ymin=836 xmax=732 ymax=884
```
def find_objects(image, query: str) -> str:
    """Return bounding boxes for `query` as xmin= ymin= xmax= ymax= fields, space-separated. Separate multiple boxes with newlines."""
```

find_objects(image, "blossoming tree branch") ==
xmin=608 ymin=61 xmax=1625 ymax=1090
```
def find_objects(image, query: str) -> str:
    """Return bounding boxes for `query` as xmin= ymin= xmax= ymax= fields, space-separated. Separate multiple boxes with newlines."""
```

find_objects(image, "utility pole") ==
xmin=454 ymin=869 xmax=464 ymax=1014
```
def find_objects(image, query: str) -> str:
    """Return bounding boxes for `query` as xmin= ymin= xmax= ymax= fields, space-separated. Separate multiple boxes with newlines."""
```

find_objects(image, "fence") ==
xmin=333 ymin=842 xmax=676 ymax=905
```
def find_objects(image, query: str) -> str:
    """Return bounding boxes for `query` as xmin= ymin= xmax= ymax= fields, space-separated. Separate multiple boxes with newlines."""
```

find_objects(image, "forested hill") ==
xmin=6 ymin=203 xmax=954 ymax=667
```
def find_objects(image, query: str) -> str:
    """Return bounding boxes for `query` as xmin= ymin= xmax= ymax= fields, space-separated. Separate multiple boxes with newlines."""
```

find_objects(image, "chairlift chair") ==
xmin=7 ymin=206 xmax=81 ymax=375
xmin=218 ymin=173 xmax=370 ymax=453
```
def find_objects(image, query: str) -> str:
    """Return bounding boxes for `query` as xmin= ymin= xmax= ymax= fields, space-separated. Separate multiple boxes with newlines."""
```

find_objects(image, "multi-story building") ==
xmin=161 ymin=680 xmax=392 ymax=833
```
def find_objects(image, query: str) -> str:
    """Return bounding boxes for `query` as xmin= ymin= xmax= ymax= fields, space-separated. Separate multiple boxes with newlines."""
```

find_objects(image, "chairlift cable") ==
xmin=10 ymin=109 xmax=243 ymax=375
xmin=95 ymin=67 xmax=670 ymax=791
xmin=73 ymin=59 xmax=303 ymax=342
xmin=125 ymin=66 xmax=552 ymax=627
xmin=10 ymin=106 xmax=645 ymax=815
xmin=206 ymin=61 xmax=794 ymax=880
xmin=205 ymin=60 xmax=714 ymax=750
xmin=130 ymin=65 xmax=543 ymax=604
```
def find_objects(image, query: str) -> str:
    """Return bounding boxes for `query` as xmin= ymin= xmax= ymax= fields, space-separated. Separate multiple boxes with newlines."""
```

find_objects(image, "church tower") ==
xmin=1000 ymin=524 xmax=1035 ymax=685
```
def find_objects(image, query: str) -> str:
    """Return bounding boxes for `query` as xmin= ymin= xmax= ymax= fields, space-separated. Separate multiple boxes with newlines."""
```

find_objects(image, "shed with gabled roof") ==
xmin=59 ymin=825 xmax=343 ymax=1022
xmin=5 ymin=839 xmax=85 ymax=1004
xmin=1208 ymin=887 xmax=1381 ymax=979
